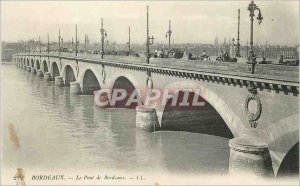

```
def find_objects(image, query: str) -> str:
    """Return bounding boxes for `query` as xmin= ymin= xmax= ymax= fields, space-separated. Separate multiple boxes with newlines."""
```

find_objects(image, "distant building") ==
xmin=2 ymin=49 xmax=13 ymax=62
xmin=1 ymin=42 xmax=20 ymax=62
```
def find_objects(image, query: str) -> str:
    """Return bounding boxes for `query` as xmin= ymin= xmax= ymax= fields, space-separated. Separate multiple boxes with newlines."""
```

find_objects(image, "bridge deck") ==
xmin=16 ymin=52 xmax=299 ymax=86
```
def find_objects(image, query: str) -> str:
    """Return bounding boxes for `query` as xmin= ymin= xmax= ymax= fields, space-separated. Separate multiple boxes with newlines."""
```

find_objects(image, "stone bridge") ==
xmin=13 ymin=52 xmax=299 ymax=177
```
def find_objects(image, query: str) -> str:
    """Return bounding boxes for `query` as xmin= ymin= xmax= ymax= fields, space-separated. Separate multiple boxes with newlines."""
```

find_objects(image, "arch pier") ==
xmin=36 ymin=69 xmax=43 ymax=77
xmin=55 ymin=76 xmax=64 ymax=86
xmin=136 ymin=106 xmax=159 ymax=132
xmin=70 ymin=81 xmax=81 ymax=94
xmin=31 ymin=67 xmax=36 ymax=74
xmin=44 ymin=72 xmax=51 ymax=81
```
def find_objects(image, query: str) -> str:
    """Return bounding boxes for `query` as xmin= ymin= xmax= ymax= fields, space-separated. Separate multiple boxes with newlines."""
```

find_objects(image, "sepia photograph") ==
xmin=1 ymin=0 xmax=299 ymax=185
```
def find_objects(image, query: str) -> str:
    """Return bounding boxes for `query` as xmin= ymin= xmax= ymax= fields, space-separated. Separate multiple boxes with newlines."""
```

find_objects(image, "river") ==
xmin=1 ymin=63 xmax=237 ymax=185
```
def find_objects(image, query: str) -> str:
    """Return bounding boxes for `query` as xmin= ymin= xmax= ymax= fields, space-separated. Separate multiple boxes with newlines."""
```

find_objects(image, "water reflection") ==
xmin=157 ymin=131 xmax=230 ymax=174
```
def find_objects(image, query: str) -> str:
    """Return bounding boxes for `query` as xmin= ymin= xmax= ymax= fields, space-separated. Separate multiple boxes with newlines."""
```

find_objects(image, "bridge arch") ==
xmin=42 ymin=60 xmax=48 ymax=72
xmin=157 ymin=81 xmax=245 ymax=137
xmin=62 ymin=65 xmax=76 ymax=86
xmin=50 ymin=62 xmax=60 ymax=78
xmin=82 ymin=69 xmax=101 ymax=95
xmin=263 ymin=114 xmax=299 ymax=176
xmin=27 ymin=58 xmax=30 ymax=66
xmin=110 ymin=76 xmax=142 ymax=108
xmin=36 ymin=59 xmax=40 ymax=70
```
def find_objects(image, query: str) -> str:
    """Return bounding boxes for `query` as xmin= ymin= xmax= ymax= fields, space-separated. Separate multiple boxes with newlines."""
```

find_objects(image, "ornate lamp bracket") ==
xmin=101 ymin=64 xmax=106 ymax=84
xmin=59 ymin=61 xmax=62 ymax=71
xmin=244 ymin=83 xmax=262 ymax=128
xmin=146 ymin=71 xmax=153 ymax=90
xmin=75 ymin=61 xmax=79 ymax=78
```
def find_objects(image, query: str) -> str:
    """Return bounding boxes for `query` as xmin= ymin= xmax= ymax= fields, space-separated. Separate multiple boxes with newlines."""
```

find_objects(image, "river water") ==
xmin=1 ymin=63 xmax=235 ymax=185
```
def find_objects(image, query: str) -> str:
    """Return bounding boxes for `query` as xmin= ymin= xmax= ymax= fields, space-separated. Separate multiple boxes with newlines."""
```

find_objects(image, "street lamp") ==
xmin=232 ymin=9 xmax=241 ymax=57
xmin=61 ymin=38 xmax=64 ymax=52
xmin=127 ymin=26 xmax=131 ymax=53
xmin=28 ymin=40 xmax=31 ymax=53
xmin=75 ymin=24 xmax=79 ymax=57
xmin=47 ymin=33 xmax=50 ymax=54
xmin=58 ymin=29 xmax=61 ymax=54
xmin=146 ymin=6 xmax=154 ymax=64
xmin=232 ymin=37 xmax=241 ymax=57
xmin=39 ymin=35 xmax=41 ymax=54
xmin=248 ymin=0 xmax=263 ymax=74
xmin=165 ymin=20 xmax=172 ymax=52
xmin=84 ymin=34 xmax=87 ymax=53
xmin=100 ymin=18 xmax=107 ymax=59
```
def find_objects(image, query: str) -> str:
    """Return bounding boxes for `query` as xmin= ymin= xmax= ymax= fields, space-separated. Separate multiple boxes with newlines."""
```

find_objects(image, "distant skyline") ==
xmin=1 ymin=1 xmax=299 ymax=46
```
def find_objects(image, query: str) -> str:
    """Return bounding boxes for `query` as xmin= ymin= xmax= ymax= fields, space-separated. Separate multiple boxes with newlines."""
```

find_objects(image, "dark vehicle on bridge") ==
xmin=216 ymin=51 xmax=237 ymax=62
xmin=216 ymin=56 xmax=237 ymax=62
xmin=62 ymin=48 xmax=69 ymax=52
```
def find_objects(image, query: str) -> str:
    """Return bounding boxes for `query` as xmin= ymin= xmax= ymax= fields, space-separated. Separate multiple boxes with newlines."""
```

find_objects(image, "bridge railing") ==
xmin=18 ymin=52 xmax=146 ymax=64
xmin=15 ymin=52 xmax=299 ymax=83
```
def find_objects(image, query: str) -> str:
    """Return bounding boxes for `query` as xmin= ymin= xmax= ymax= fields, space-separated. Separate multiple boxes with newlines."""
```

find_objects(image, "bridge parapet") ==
xmin=14 ymin=52 xmax=299 ymax=94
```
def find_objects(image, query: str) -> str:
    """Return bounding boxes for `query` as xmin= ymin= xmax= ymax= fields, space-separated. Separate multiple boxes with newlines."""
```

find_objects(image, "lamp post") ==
xmin=248 ymin=0 xmax=263 ymax=74
xmin=28 ymin=40 xmax=31 ymax=53
xmin=72 ymin=37 xmax=74 ymax=51
xmin=58 ymin=29 xmax=61 ymax=54
xmin=61 ymin=38 xmax=64 ymax=52
xmin=146 ymin=6 xmax=154 ymax=64
xmin=47 ymin=33 xmax=50 ymax=54
xmin=128 ymin=26 xmax=131 ymax=52
xmin=84 ymin=34 xmax=87 ymax=53
xmin=232 ymin=8 xmax=241 ymax=58
xmin=75 ymin=24 xmax=79 ymax=57
xmin=232 ymin=9 xmax=241 ymax=57
xmin=32 ymin=38 xmax=35 ymax=53
xmin=165 ymin=20 xmax=172 ymax=52
xmin=100 ymin=18 xmax=107 ymax=59
xmin=39 ymin=35 xmax=41 ymax=54
xmin=246 ymin=39 xmax=249 ymax=59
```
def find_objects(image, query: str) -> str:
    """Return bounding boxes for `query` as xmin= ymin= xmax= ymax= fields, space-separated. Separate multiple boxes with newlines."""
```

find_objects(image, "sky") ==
xmin=1 ymin=1 xmax=299 ymax=46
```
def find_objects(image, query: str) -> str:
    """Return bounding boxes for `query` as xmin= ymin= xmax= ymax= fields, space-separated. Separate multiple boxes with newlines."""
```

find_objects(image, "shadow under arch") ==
xmin=160 ymin=90 xmax=234 ymax=139
xmin=111 ymin=76 xmax=142 ymax=108
xmin=31 ymin=59 xmax=34 ymax=68
xmin=277 ymin=142 xmax=299 ymax=177
xmin=82 ymin=69 xmax=101 ymax=95
xmin=51 ymin=62 xmax=60 ymax=78
xmin=43 ymin=60 xmax=48 ymax=72
xmin=63 ymin=65 xmax=76 ymax=86
xmin=27 ymin=58 xmax=30 ymax=66
xmin=36 ymin=60 xmax=40 ymax=70
xmin=156 ymin=81 xmax=244 ymax=137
